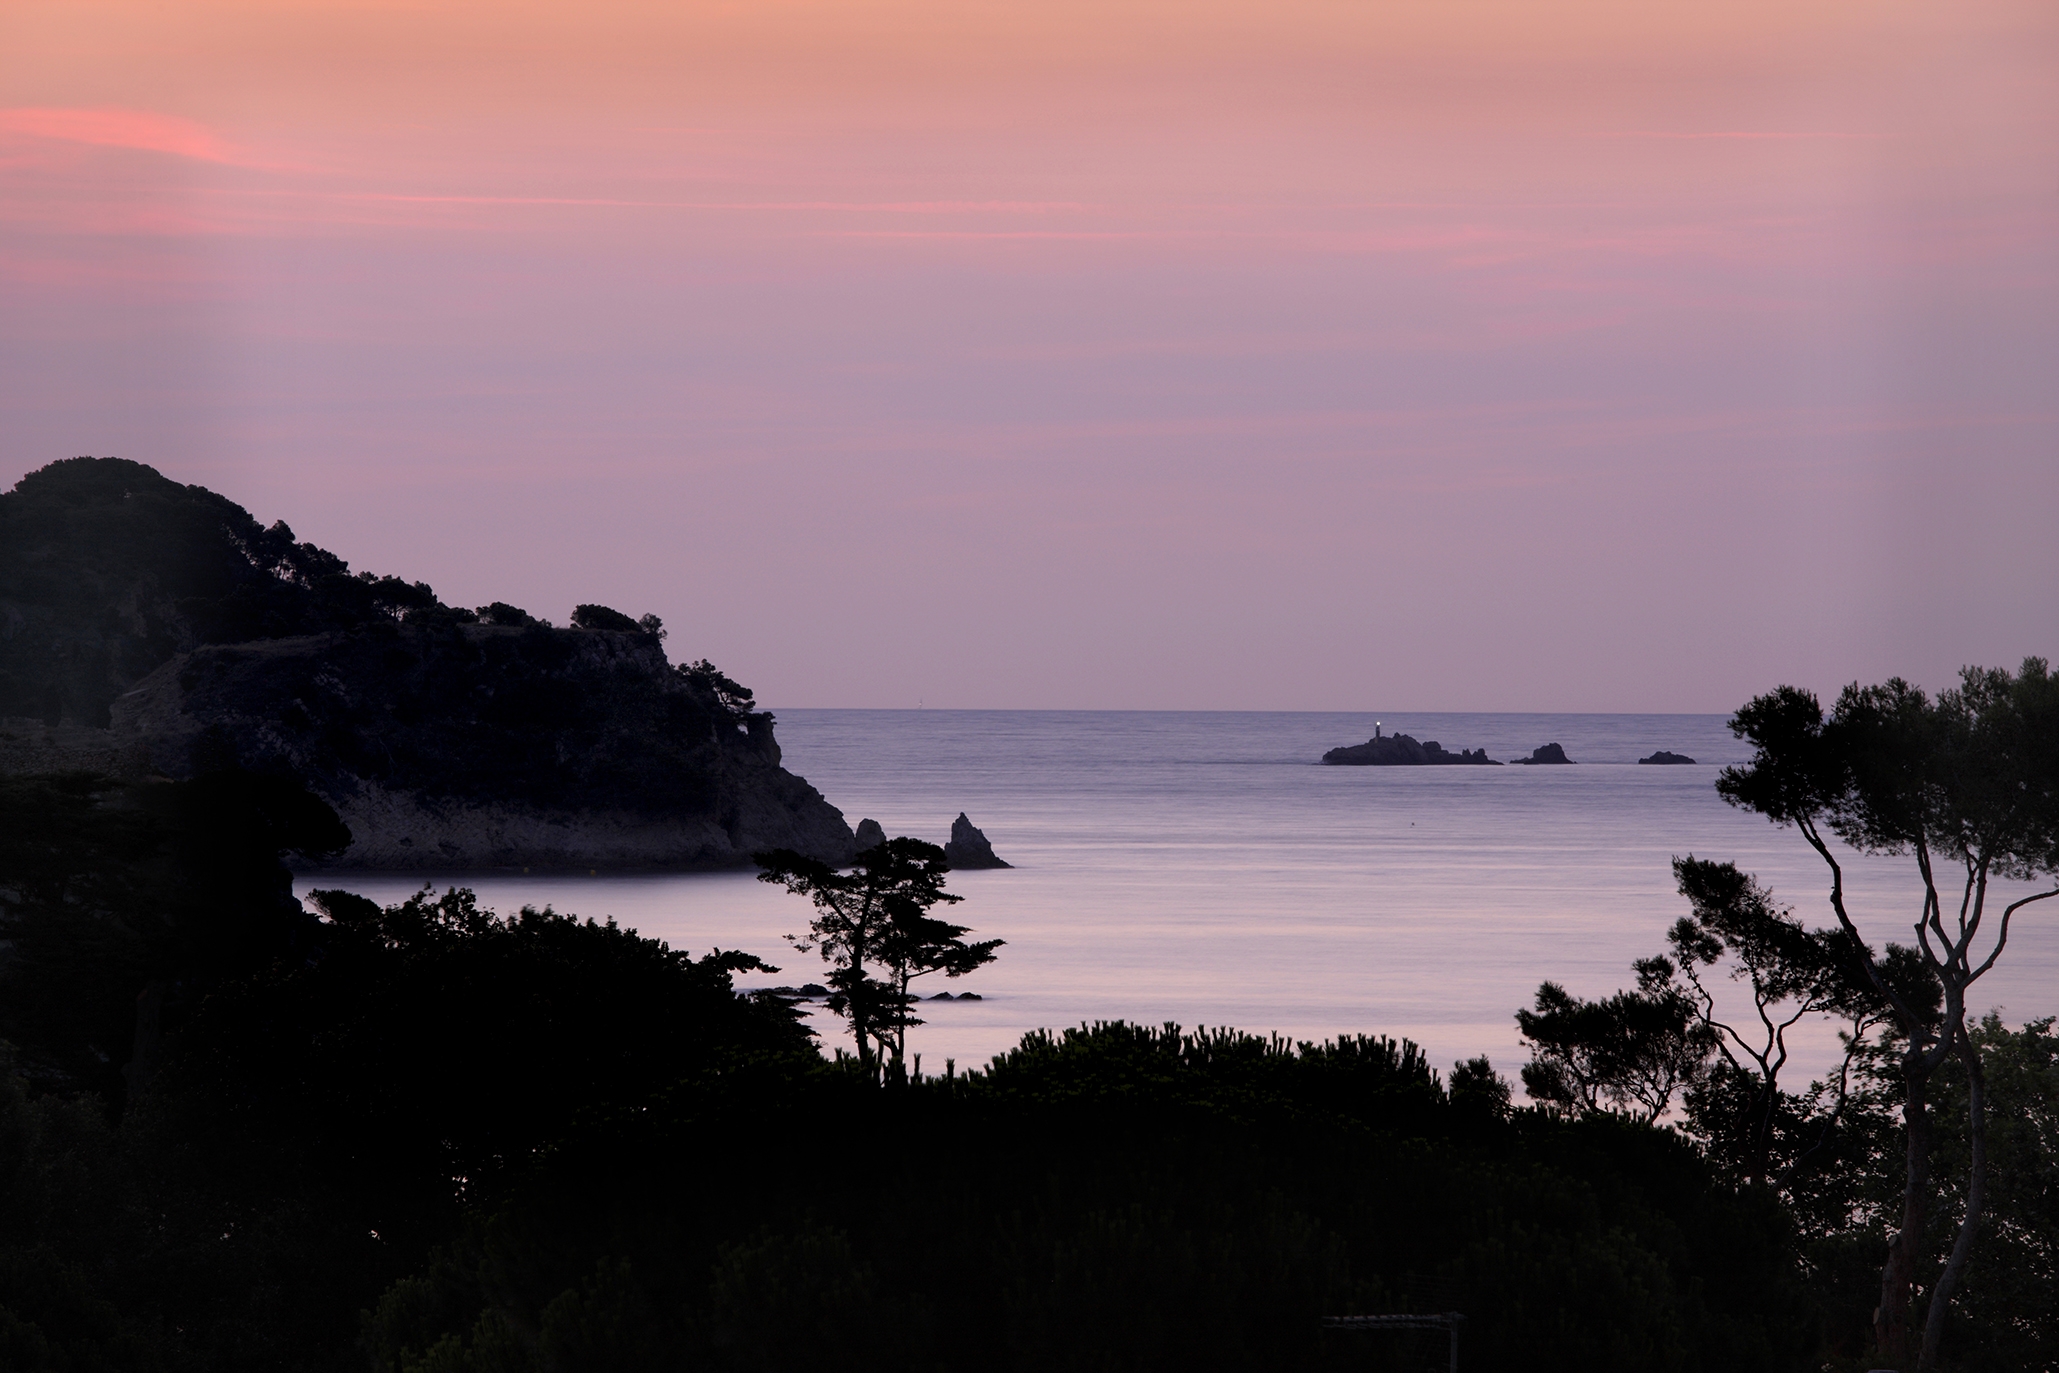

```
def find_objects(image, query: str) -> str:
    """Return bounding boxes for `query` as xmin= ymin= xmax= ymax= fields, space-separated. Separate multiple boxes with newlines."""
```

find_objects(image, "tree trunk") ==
xmin=887 ymin=970 xmax=911 ymax=1082
xmin=123 ymin=979 xmax=168 ymax=1101
xmin=855 ymin=1031 xmax=875 ymax=1083
xmin=1876 ymin=1051 xmax=1933 ymax=1367
xmin=1746 ymin=1077 xmax=1778 ymax=1189
xmin=1918 ymin=1029 xmax=1988 ymax=1372
xmin=850 ymin=984 xmax=877 ymax=1083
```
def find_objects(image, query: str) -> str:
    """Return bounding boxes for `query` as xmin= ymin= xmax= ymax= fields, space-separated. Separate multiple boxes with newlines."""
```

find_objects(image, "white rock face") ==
xmin=307 ymin=780 xmax=747 ymax=871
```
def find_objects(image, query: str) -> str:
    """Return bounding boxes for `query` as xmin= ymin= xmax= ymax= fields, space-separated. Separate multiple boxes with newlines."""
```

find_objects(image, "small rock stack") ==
xmin=943 ymin=813 xmax=1011 ymax=869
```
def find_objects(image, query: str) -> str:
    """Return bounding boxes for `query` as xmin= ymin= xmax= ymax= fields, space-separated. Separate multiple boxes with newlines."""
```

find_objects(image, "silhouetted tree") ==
xmin=754 ymin=850 xmax=897 ymax=1081
xmin=1448 ymin=1054 xmax=1514 ymax=1121
xmin=1517 ymin=959 xmax=1715 ymax=1123
xmin=570 ymin=603 xmax=643 ymax=633
xmin=681 ymin=659 xmax=755 ymax=719
xmin=1658 ymin=857 xmax=1884 ymax=1189
xmin=476 ymin=601 xmax=540 ymax=627
xmin=875 ymin=866 xmax=1002 ymax=1077
xmin=1923 ymin=1014 xmax=2059 ymax=1369
xmin=1719 ymin=658 xmax=2059 ymax=1370
xmin=755 ymin=837 xmax=997 ymax=1081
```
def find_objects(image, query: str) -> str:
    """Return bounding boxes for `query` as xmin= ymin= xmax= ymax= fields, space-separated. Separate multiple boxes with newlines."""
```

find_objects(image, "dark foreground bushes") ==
xmin=0 ymin=779 xmax=806 ymax=1373
xmin=364 ymin=1023 xmax=1815 ymax=1373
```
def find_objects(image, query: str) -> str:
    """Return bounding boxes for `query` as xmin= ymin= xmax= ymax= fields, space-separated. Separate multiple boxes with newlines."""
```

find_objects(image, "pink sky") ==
xmin=3 ymin=0 xmax=2054 ymax=709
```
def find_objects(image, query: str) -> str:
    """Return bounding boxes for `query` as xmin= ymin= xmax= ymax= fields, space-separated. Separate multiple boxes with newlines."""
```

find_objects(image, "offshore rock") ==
xmin=105 ymin=623 xmax=854 ymax=871
xmin=853 ymin=818 xmax=888 ymax=852
xmin=1512 ymin=743 xmax=1575 ymax=765
xmin=1638 ymin=750 xmax=1697 ymax=765
xmin=1321 ymin=732 xmax=1500 ymax=766
xmin=943 ymin=812 xmax=1011 ymax=869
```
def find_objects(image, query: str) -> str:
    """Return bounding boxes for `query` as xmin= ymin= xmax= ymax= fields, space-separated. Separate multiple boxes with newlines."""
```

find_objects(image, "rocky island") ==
xmin=1511 ymin=743 xmax=1575 ymax=765
xmin=1638 ymin=750 xmax=1697 ymax=765
xmin=0 ymin=458 xmax=854 ymax=870
xmin=942 ymin=812 xmax=1012 ymax=868
xmin=1321 ymin=730 xmax=1500 ymax=765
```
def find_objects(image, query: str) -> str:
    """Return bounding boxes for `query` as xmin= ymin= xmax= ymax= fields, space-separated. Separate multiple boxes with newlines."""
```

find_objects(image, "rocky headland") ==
xmin=0 ymin=458 xmax=853 ymax=870
xmin=1321 ymin=732 xmax=1500 ymax=766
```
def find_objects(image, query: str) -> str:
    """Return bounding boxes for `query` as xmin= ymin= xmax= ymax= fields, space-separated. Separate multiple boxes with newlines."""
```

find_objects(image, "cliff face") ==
xmin=0 ymin=458 xmax=854 ymax=870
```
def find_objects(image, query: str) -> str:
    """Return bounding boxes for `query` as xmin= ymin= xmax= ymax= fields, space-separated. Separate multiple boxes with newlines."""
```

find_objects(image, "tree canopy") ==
xmin=1717 ymin=658 xmax=2059 ymax=1370
xmin=1516 ymin=958 xmax=1715 ymax=1123
xmin=755 ymin=836 xmax=1000 ymax=1082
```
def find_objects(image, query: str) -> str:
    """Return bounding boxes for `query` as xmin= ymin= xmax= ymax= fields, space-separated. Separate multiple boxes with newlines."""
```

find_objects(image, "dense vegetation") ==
xmin=0 ymin=770 xmax=1821 ymax=1372
xmin=1506 ymin=661 xmax=2059 ymax=1372
xmin=0 ymin=772 xmax=803 ymax=1369
xmin=359 ymin=1027 xmax=1815 ymax=1373
xmin=5 ymin=810 xmax=2056 ymax=1373
xmin=8 ymin=775 xmax=2050 ymax=1371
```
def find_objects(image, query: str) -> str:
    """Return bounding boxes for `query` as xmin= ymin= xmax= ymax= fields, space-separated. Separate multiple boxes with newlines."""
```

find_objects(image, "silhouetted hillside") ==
xmin=0 ymin=458 xmax=852 ymax=868
xmin=2 ymin=459 xmax=425 ymax=722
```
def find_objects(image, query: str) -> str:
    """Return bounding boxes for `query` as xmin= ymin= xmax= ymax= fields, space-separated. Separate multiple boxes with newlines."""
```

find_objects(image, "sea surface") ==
xmin=299 ymin=710 xmax=2059 ymax=1088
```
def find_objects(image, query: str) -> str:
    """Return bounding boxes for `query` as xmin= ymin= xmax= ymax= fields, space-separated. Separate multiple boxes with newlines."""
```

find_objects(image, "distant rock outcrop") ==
xmin=1638 ymin=750 xmax=1697 ymax=766
xmin=853 ymin=818 xmax=888 ymax=851
xmin=1321 ymin=732 xmax=1500 ymax=766
xmin=1512 ymin=743 xmax=1575 ymax=765
xmin=943 ymin=812 xmax=1011 ymax=869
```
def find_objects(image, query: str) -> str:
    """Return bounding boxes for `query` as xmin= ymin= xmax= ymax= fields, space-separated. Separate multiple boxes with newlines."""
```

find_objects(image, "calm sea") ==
xmin=298 ymin=710 xmax=2059 ymax=1088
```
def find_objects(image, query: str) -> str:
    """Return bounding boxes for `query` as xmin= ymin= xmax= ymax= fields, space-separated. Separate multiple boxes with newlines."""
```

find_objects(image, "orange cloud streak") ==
xmin=0 ymin=107 xmax=235 ymax=163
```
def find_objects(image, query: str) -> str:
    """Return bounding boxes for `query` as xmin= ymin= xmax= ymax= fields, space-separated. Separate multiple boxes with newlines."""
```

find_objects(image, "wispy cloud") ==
xmin=0 ymin=107 xmax=240 ymax=163
xmin=1590 ymin=130 xmax=1875 ymax=141
xmin=294 ymin=192 xmax=1089 ymax=213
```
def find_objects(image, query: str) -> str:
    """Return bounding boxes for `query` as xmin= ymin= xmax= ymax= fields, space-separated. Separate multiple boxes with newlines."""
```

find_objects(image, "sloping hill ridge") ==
xmin=0 ymin=458 xmax=854 ymax=870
